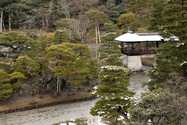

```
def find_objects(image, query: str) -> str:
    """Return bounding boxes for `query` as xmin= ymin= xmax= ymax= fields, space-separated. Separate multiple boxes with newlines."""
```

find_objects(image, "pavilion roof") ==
xmin=115 ymin=31 xmax=179 ymax=43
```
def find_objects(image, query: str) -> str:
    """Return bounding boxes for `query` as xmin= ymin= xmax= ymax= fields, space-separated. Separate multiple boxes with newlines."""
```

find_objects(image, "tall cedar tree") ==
xmin=106 ymin=0 xmax=120 ymax=24
xmin=90 ymin=65 xmax=135 ymax=122
xmin=147 ymin=0 xmax=167 ymax=32
xmin=148 ymin=0 xmax=187 ymax=90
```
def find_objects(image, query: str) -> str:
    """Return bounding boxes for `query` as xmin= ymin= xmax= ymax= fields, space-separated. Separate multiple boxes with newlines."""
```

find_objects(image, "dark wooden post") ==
xmin=146 ymin=42 xmax=148 ymax=53
xmin=121 ymin=42 xmax=124 ymax=54
xmin=156 ymin=41 xmax=159 ymax=48
xmin=151 ymin=41 xmax=153 ymax=54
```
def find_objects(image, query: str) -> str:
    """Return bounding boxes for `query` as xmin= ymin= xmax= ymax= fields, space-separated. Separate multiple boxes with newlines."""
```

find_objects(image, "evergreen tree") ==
xmin=161 ymin=0 xmax=187 ymax=78
xmin=34 ymin=57 xmax=51 ymax=76
xmin=90 ymin=65 xmax=135 ymax=122
xmin=0 ymin=32 xmax=41 ymax=60
xmin=10 ymin=55 xmax=39 ymax=79
xmin=124 ymin=0 xmax=154 ymax=27
xmin=147 ymin=0 xmax=167 ymax=32
xmin=148 ymin=0 xmax=187 ymax=90
xmin=0 ymin=69 xmax=13 ymax=101
xmin=0 ymin=69 xmax=26 ymax=102
xmin=46 ymin=42 xmax=97 ymax=87
xmin=129 ymin=88 xmax=187 ymax=124
xmin=52 ymin=30 xmax=68 ymax=45
xmin=106 ymin=0 xmax=120 ymax=24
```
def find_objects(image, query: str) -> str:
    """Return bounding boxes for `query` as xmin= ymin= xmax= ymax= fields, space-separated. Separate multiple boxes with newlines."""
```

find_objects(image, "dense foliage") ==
xmin=129 ymin=88 xmax=187 ymax=124
xmin=46 ymin=42 xmax=97 ymax=86
xmin=90 ymin=65 xmax=134 ymax=123
xmin=0 ymin=69 xmax=26 ymax=101
xmin=148 ymin=0 xmax=187 ymax=90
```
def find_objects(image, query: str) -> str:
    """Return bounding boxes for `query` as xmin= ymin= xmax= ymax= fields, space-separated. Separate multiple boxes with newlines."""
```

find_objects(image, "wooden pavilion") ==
xmin=115 ymin=31 xmax=179 ymax=56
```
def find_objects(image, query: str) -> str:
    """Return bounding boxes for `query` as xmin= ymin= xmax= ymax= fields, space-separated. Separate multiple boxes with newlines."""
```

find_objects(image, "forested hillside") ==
xmin=0 ymin=0 xmax=187 ymax=124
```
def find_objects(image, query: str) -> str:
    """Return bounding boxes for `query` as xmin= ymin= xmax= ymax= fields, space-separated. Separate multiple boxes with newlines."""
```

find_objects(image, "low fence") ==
xmin=0 ymin=96 xmax=96 ymax=114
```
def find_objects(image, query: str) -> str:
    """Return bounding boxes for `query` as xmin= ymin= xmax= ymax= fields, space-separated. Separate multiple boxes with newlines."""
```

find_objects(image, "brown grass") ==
xmin=141 ymin=58 xmax=155 ymax=64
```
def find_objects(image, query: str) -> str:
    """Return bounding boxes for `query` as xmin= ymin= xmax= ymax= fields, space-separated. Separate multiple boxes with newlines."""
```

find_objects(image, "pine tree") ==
xmin=0 ymin=69 xmax=13 ymax=101
xmin=90 ymin=65 xmax=135 ymax=122
xmin=52 ymin=30 xmax=68 ymax=45
xmin=46 ymin=42 xmax=97 ymax=87
xmin=0 ymin=31 xmax=42 ymax=60
xmin=0 ymin=69 xmax=26 ymax=102
xmin=10 ymin=55 xmax=39 ymax=79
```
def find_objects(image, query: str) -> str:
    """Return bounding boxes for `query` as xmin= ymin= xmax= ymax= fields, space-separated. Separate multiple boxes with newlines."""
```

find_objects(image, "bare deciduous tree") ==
xmin=68 ymin=17 xmax=91 ymax=44
xmin=56 ymin=16 xmax=91 ymax=44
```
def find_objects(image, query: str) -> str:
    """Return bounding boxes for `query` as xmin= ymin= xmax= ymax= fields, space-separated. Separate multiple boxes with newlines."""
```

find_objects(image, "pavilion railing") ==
xmin=121 ymin=48 xmax=157 ymax=56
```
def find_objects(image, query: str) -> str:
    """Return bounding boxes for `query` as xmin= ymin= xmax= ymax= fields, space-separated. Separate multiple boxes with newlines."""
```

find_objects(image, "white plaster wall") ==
xmin=128 ymin=56 xmax=143 ymax=72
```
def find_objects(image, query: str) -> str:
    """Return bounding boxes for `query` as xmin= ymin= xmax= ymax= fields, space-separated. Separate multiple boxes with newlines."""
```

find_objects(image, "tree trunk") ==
xmin=9 ymin=14 xmax=11 ymax=32
xmin=81 ymin=38 xmax=84 ymax=44
xmin=97 ymin=24 xmax=101 ymax=44
xmin=57 ymin=77 xmax=61 ymax=92
xmin=45 ymin=19 xmax=48 ymax=32
xmin=0 ymin=8 xmax=3 ymax=33
xmin=57 ymin=77 xmax=59 ymax=92
xmin=95 ymin=23 xmax=98 ymax=44
xmin=3 ymin=20 xmax=6 ymax=32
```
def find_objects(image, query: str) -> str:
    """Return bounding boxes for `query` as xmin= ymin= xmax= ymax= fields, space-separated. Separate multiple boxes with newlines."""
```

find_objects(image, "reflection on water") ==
xmin=53 ymin=117 xmax=118 ymax=125
xmin=52 ymin=118 xmax=88 ymax=125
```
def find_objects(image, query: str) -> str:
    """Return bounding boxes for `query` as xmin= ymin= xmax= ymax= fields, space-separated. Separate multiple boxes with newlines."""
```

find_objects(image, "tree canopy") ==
xmin=118 ymin=12 xmax=140 ymax=32
xmin=46 ymin=42 xmax=97 ymax=86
